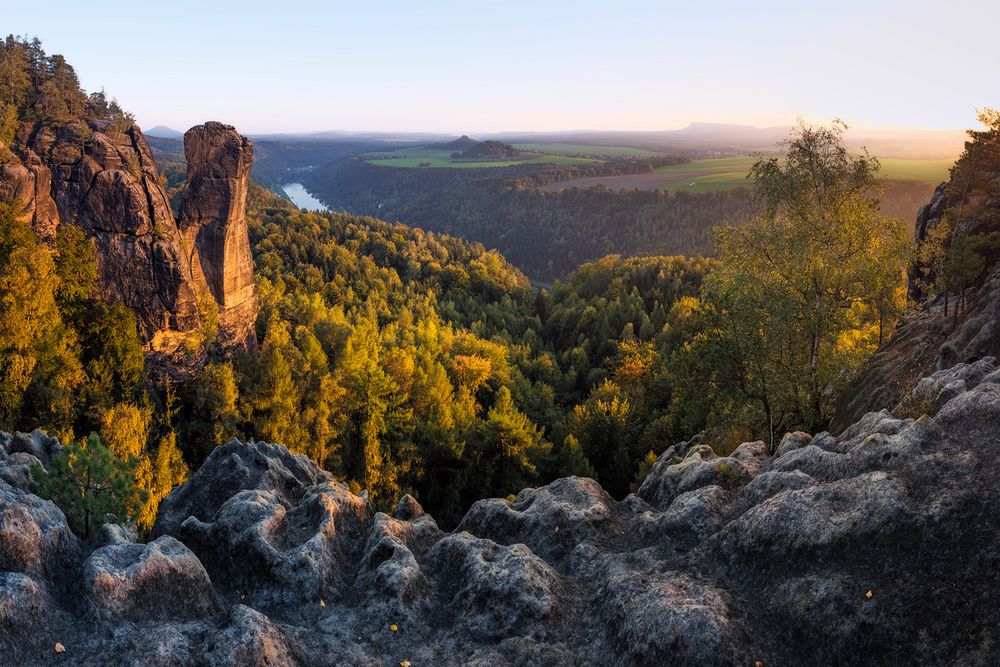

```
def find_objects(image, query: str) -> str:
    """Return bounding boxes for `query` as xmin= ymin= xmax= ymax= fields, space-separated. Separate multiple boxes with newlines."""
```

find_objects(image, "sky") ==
xmin=5 ymin=0 xmax=999 ymax=135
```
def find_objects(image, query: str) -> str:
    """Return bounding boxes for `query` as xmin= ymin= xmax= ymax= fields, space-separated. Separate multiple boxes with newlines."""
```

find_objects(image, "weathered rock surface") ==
xmin=177 ymin=122 xmax=257 ymax=349
xmin=83 ymin=535 xmax=218 ymax=622
xmin=833 ymin=175 xmax=1000 ymax=431
xmin=0 ymin=117 xmax=257 ymax=365
xmin=3 ymin=355 xmax=1000 ymax=665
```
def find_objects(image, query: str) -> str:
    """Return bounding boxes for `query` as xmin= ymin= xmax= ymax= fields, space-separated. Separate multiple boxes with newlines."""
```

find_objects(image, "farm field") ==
xmin=543 ymin=155 xmax=955 ymax=193
xmin=511 ymin=142 xmax=669 ymax=158
xmin=363 ymin=146 xmax=599 ymax=168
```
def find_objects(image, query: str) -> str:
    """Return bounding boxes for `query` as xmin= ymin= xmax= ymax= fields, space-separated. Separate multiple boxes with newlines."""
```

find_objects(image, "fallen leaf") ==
xmin=865 ymin=590 xmax=873 ymax=599
xmin=400 ymin=661 xmax=411 ymax=667
xmin=319 ymin=599 xmax=326 ymax=607
xmin=390 ymin=624 xmax=398 ymax=632
xmin=55 ymin=642 xmax=65 ymax=653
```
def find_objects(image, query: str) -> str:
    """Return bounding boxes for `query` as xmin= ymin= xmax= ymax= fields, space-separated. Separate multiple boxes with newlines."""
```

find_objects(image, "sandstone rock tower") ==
xmin=178 ymin=122 xmax=258 ymax=350
xmin=0 ymin=118 xmax=258 ymax=365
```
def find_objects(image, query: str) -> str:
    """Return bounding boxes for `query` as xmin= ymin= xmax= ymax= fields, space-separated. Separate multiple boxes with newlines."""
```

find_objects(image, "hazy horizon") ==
xmin=6 ymin=0 xmax=999 ymax=135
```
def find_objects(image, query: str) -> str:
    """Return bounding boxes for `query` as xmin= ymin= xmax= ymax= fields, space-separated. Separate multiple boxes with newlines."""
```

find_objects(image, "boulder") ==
xmin=424 ymin=533 xmax=562 ymax=641
xmin=83 ymin=536 xmax=217 ymax=623
xmin=0 ymin=480 xmax=82 ymax=585
xmin=153 ymin=438 xmax=333 ymax=536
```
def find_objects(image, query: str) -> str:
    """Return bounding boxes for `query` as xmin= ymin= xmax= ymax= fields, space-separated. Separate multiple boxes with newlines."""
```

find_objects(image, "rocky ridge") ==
xmin=2 ymin=335 xmax=1000 ymax=664
xmin=0 ymin=118 xmax=257 ymax=361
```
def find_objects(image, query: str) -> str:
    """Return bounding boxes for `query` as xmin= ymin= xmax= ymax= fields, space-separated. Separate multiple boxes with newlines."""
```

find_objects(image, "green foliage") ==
xmin=629 ymin=450 xmax=657 ymax=492
xmin=184 ymin=362 xmax=240 ymax=457
xmin=54 ymin=223 xmax=97 ymax=308
xmin=714 ymin=461 xmax=743 ymax=490
xmin=31 ymin=432 xmax=144 ymax=540
xmin=0 ymin=202 xmax=83 ymax=439
xmin=685 ymin=121 xmax=909 ymax=442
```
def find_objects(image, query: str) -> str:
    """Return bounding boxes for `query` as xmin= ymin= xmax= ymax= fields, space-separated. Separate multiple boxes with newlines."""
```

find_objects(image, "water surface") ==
xmin=281 ymin=183 xmax=328 ymax=211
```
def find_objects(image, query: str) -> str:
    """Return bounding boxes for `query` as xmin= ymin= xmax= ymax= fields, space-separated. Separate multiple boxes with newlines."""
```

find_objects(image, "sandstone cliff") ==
xmin=0 ymin=118 xmax=257 ymax=363
xmin=177 ymin=122 xmax=257 ymax=350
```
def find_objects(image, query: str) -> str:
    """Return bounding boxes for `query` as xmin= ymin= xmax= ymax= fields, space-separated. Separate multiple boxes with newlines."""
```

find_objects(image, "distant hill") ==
xmin=433 ymin=135 xmax=481 ymax=151
xmin=455 ymin=140 xmax=521 ymax=160
xmin=145 ymin=125 xmax=184 ymax=139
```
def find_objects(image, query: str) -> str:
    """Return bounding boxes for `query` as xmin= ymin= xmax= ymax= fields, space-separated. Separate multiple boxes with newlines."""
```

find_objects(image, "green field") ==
xmin=364 ymin=146 xmax=599 ymax=168
xmin=511 ymin=143 xmax=669 ymax=158
xmin=544 ymin=154 xmax=955 ymax=194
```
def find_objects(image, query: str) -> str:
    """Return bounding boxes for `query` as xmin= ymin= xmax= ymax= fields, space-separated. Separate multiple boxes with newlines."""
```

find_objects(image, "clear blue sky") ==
xmin=6 ymin=0 xmax=999 ymax=134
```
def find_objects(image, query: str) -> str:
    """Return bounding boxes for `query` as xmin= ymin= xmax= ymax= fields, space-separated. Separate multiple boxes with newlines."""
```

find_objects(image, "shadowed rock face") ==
xmin=3 ymin=347 xmax=1000 ymax=665
xmin=0 ymin=118 xmax=257 ymax=365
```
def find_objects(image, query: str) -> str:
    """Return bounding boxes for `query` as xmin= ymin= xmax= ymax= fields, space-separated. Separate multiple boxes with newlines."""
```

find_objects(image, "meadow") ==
xmin=363 ymin=146 xmax=598 ymax=168
xmin=544 ymin=155 xmax=955 ymax=193
xmin=511 ymin=142 xmax=669 ymax=158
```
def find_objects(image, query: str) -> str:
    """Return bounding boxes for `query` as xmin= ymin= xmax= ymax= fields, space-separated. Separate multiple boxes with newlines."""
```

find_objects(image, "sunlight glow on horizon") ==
xmin=6 ymin=0 xmax=999 ymax=135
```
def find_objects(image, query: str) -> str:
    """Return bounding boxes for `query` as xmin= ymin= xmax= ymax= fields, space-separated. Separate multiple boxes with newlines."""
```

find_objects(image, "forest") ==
xmin=3 ymin=36 xmax=998 ymax=538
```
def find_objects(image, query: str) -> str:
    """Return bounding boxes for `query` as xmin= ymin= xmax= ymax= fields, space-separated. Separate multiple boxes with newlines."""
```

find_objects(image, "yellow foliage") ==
xmin=99 ymin=403 xmax=151 ymax=460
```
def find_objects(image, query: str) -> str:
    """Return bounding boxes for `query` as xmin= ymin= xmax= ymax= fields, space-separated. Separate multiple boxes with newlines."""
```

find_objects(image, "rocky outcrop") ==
xmin=3 ymin=355 xmax=1000 ymax=665
xmin=177 ymin=123 xmax=257 ymax=348
xmin=0 ymin=118 xmax=257 ymax=365
xmin=832 ymin=175 xmax=1000 ymax=431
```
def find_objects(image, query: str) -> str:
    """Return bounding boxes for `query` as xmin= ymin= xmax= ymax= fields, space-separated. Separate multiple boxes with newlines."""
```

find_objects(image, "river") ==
xmin=281 ymin=183 xmax=328 ymax=211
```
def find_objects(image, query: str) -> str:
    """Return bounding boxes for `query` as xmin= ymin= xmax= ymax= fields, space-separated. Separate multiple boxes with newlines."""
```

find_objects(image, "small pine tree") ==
xmin=31 ymin=432 xmax=144 ymax=540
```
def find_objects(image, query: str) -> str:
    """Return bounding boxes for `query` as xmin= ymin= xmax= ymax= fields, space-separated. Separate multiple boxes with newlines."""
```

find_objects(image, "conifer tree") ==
xmin=31 ymin=433 xmax=144 ymax=540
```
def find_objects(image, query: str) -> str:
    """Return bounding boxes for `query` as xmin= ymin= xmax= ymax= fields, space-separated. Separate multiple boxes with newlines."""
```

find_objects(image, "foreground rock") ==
xmin=2 ymin=353 xmax=999 ymax=664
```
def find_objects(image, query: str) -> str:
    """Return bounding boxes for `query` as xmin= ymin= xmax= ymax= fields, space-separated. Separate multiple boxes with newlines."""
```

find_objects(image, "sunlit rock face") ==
xmin=177 ymin=122 xmax=257 ymax=350
xmin=0 ymin=118 xmax=258 ymax=367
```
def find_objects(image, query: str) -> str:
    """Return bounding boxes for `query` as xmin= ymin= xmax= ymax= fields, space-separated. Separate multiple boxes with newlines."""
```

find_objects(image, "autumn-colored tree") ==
xmin=134 ymin=431 xmax=188 ymax=532
xmin=708 ymin=121 xmax=908 ymax=435
xmin=99 ymin=402 xmax=151 ymax=460
xmin=556 ymin=434 xmax=596 ymax=479
xmin=0 ymin=202 xmax=83 ymax=438
xmin=570 ymin=380 xmax=634 ymax=496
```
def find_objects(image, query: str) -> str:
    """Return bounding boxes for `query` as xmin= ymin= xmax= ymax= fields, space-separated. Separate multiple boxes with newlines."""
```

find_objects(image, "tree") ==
xmin=475 ymin=386 xmax=549 ymax=497
xmin=248 ymin=318 xmax=300 ymax=446
xmin=188 ymin=362 xmax=241 ymax=457
xmin=77 ymin=303 xmax=146 ymax=425
xmin=570 ymin=380 xmax=634 ymax=496
xmin=134 ymin=431 xmax=188 ymax=532
xmin=708 ymin=121 xmax=908 ymax=434
xmin=556 ymin=434 xmax=596 ymax=479
xmin=31 ymin=432 xmax=144 ymax=540
xmin=99 ymin=402 xmax=151 ymax=460
xmin=0 ymin=202 xmax=83 ymax=437
xmin=54 ymin=223 xmax=97 ymax=309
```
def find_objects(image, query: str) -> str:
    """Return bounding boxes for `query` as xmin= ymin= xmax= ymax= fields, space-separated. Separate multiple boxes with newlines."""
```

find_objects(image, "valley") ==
xmin=0 ymin=5 xmax=997 ymax=663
